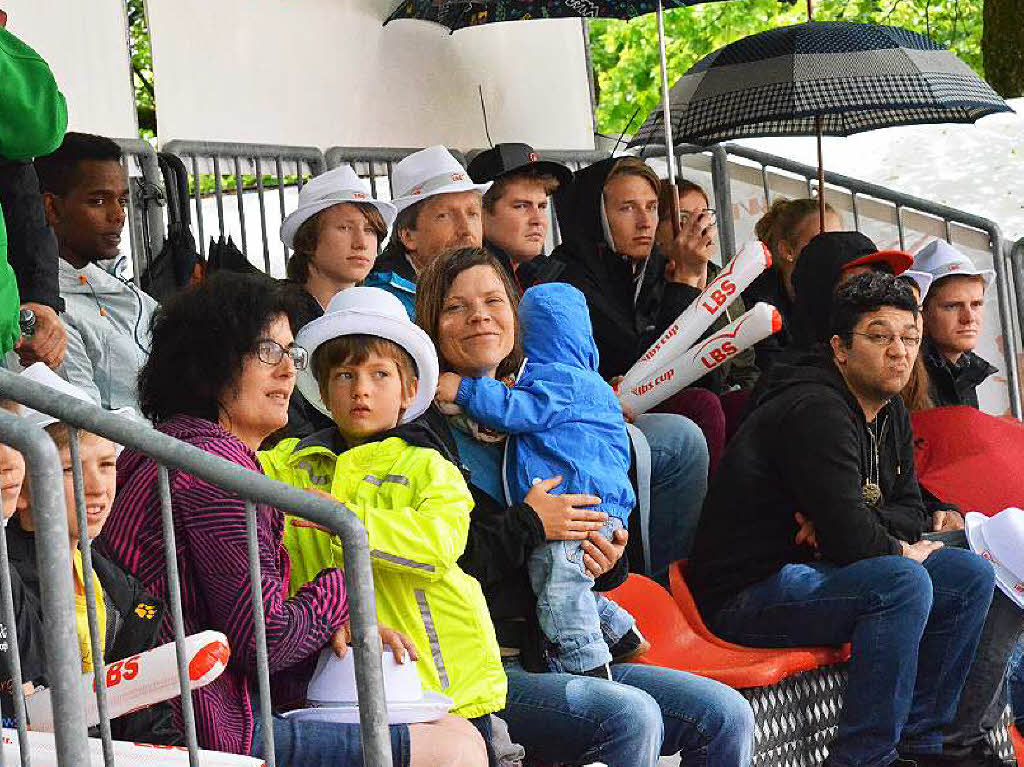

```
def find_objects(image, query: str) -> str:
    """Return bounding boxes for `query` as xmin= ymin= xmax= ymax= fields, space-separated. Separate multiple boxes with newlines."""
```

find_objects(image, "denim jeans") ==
xmin=632 ymin=412 xmax=709 ymax=585
xmin=1008 ymin=638 xmax=1024 ymax=729
xmin=251 ymin=712 xmax=411 ymax=766
xmin=710 ymin=549 xmax=994 ymax=767
xmin=527 ymin=518 xmax=632 ymax=672
xmin=500 ymin=656 xmax=754 ymax=767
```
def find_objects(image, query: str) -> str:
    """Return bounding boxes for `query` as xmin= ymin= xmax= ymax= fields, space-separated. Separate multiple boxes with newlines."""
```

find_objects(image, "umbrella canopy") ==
xmin=629 ymin=20 xmax=1012 ymax=148
xmin=386 ymin=0 xmax=703 ymax=29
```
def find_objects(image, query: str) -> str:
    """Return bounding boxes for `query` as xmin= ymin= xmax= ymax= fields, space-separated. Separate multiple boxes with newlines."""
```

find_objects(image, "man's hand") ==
xmin=901 ymin=539 xmax=944 ymax=563
xmin=434 ymin=372 xmax=462 ymax=404
xmin=794 ymin=512 xmax=819 ymax=550
xmin=582 ymin=527 xmax=627 ymax=578
xmin=932 ymin=510 xmax=965 ymax=532
xmin=664 ymin=211 xmax=715 ymax=288
xmin=15 ymin=303 xmax=66 ymax=369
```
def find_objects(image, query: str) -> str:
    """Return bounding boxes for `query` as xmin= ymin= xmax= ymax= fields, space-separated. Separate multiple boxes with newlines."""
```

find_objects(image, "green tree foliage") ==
xmin=127 ymin=0 xmax=156 ymax=138
xmin=589 ymin=0 xmax=983 ymax=135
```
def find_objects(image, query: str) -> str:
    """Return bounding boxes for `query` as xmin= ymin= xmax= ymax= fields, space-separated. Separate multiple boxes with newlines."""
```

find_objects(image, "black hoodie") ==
xmin=920 ymin=335 xmax=997 ymax=409
xmin=546 ymin=158 xmax=704 ymax=380
xmin=687 ymin=347 xmax=927 ymax=620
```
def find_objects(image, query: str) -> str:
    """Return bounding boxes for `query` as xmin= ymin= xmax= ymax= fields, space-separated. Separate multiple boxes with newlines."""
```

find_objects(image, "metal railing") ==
xmin=113 ymin=139 xmax=166 ymax=286
xmin=162 ymin=141 xmax=327 ymax=275
xmin=0 ymin=371 xmax=391 ymax=767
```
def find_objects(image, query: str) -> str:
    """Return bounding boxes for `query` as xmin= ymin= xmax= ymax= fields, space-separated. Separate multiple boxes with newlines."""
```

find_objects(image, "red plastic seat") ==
xmin=1011 ymin=723 xmax=1023 ymax=766
xmin=605 ymin=570 xmax=847 ymax=690
xmin=668 ymin=561 xmax=850 ymax=667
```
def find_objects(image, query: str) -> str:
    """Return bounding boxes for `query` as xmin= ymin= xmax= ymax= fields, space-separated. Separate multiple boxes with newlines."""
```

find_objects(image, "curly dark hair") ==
xmin=138 ymin=272 xmax=304 ymax=424
xmin=831 ymin=271 xmax=918 ymax=344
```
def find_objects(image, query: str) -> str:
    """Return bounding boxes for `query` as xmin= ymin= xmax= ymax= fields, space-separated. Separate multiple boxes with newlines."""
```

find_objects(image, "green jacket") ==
xmin=260 ymin=424 xmax=506 ymax=719
xmin=0 ymin=29 xmax=68 ymax=353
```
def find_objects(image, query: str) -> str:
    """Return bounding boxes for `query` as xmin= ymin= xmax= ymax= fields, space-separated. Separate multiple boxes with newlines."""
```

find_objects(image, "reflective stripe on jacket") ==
xmin=260 ymin=431 xmax=506 ymax=718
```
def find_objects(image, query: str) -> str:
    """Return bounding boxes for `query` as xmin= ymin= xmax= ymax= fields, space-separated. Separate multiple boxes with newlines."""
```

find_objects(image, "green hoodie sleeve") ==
xmin=0 ymin=29 xmax=69 ymax=354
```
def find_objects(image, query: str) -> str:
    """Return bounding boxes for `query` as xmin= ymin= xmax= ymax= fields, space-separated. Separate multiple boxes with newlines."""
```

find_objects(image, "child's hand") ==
xmin=290 ymin=489 xmax=346 ymax=533
xmin=435 ymin=372 xmax=462 ymax=404
xmin=380 ymin=625 xmax=419 ymax=664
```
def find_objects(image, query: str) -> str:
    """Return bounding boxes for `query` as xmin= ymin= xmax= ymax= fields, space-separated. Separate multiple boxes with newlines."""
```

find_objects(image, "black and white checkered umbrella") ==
xmin=628 ymin=20 xmax=1011 ymax=148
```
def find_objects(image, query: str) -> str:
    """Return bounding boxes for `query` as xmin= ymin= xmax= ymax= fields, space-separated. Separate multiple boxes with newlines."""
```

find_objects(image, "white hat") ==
xmin=390 ymin=146 xmax=491 ymax=215
xmin=965 ymin=508 xmax=1024 ymax=608
xmin=295 ymin=287 xmax=439 ymax=423
xmin=280 ymin=165 xmax=397 ymax=248
xmin=913 ymin=240 xmax=995 ymax=290
xmin=900 ymin=269 xmax=934 ymax=301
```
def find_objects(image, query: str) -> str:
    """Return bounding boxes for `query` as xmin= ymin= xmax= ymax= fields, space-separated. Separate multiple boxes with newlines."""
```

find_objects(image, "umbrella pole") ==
xmin=816 ymin=115 xmax=826 ymax=231
xmin=656 ymin=0 xmax=681 ymax=237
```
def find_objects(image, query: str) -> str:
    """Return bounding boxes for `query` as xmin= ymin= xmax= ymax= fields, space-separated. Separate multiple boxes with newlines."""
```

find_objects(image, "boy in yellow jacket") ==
xmin=260 ymin=287 xmax=505 ymax=756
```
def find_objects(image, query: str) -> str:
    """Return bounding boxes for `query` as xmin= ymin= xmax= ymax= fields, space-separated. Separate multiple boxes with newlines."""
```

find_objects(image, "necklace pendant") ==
xmin=862 ymin=482 xmax=883 ymax=507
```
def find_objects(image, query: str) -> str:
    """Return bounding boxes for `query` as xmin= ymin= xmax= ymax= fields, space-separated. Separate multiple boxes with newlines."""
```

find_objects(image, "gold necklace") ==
xmin=863 ymin=421 xmax=882 ymax=508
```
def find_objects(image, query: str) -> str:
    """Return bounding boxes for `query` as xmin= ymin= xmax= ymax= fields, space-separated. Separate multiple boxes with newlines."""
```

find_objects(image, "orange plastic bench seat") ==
xmin=1011 ymin=723 xmax=1023 ymax=766
xmin=604 ymin=567 xmax=847 ymax=690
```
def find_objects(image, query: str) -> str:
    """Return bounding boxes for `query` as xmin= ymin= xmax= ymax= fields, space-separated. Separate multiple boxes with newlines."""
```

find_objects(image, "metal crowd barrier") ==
xmin=113 ymin=139 xmax=166 ymax=286
xmin=0 ymin=370 xmax=392 ymax=767
xmin=162 ymin=141 xmax=327 ymax=274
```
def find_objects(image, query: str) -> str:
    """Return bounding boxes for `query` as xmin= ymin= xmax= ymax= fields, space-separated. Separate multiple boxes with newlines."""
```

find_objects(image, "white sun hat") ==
xmin=965 ymin=508 xmax=1024 ymax=609
xmin=900 ymin=269 xmax=934 ymax=301
xmin=280 ymin=165 xmax=397 ymax=248
xmin=390 ymin=146 xmax=491 ymax=215
xmin=914 ymin=240 xmax=995 ymax=290
xmin=295 ymin=287 xmax=439 ymax=422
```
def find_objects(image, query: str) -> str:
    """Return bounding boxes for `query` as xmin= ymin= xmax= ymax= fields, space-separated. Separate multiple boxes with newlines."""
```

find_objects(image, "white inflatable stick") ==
xmin=1 ymin=728 xmax=264 ymax=766
xmin=620 ymin=302 xmax=782 ymax=414
xmin=622 ymin=241 xmax=771 ymax=389
xmin=26 ymin=631 xmax=230 ymax=732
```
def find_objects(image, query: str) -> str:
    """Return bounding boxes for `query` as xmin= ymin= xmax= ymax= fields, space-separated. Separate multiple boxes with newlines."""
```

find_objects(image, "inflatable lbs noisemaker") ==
xmin=620 ymin=302 xmax=782 ymax=414
xmin=621 ymin=240 xmax=772 ymax=391
xmin=1 ymin=729 xmax=264 ymax=766
xmin=26 ymin=631 xmax=230 ymax=732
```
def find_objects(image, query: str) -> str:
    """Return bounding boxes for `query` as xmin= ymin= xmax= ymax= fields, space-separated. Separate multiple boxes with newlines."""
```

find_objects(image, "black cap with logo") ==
xmin=467 ymin=143 xmax=572 ymax=188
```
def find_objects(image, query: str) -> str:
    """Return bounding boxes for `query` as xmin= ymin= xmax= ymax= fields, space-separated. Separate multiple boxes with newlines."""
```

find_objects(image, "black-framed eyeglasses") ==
xmin=255 ymin=339 xmax=309 ymax=370
xmin=680 ymin=208 xmax=717 ymax=226
xmin=851 ymin=331 xmax=921 ymax=349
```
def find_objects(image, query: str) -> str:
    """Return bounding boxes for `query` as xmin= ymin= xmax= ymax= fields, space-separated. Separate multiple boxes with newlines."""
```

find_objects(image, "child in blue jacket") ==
xmin=435 ymin=282 xmax=641 ymax=678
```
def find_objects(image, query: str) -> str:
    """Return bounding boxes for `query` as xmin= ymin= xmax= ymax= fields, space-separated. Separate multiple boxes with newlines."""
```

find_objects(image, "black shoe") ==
xmin=579 ymin=663 xmax=612 ymax=680
xmin=608 ymin=626 xmax=651 ymax=663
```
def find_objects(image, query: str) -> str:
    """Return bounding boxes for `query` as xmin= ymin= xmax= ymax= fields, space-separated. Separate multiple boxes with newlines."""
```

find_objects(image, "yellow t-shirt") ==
xmin=72 ymin=550 xmax=107 ymax=673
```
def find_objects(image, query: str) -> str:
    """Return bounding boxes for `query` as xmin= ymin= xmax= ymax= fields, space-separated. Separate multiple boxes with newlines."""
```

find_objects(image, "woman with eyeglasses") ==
xmin=98 ymin=272 xmax=488 ymax=767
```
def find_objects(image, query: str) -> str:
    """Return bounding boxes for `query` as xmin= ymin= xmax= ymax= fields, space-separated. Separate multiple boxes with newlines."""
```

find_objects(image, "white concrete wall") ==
xmin=3 ymin=0 xmax=138 ymax=138
xmin=146 ymin=0 xmax=596 ymax=151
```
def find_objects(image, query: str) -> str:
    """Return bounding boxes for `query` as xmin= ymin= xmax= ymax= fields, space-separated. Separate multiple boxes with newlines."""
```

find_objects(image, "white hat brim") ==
xmin=964 ymin=512 xmax=1024 ymax=609
xmin=295 ymin=308 xmax=439 ymax=424
xmin=281 ymin=197 xmax=398 ymax=248
xmin=391 ymin=181 xmax=493 ymax=214
xmin=932 ymin=267 xmax=996 ymax=290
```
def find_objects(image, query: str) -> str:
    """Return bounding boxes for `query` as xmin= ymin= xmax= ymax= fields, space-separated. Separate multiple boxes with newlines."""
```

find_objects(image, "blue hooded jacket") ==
xmin=455 ymin=282 xmax=635 ymax=522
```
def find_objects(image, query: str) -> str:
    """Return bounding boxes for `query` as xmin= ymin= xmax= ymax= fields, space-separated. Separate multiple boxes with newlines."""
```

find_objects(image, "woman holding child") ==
xmin=98 ymin=273 xmax=487 ymax=767
xmin=415 ymin=247 xmax=755 ymax=767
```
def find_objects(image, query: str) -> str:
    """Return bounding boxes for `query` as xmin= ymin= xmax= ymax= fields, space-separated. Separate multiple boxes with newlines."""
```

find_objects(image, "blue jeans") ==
xmin=710 ymin=549 xmax=995 ymax=767
xmin=500 ymin=656 xmax=754 ymax=767
xmin=251 ymin=712 xmax=411 ymax=767
xmin=527 ymin=518 xmax=633 ymax=672
xmin=633 ymin=412 xmax=709 ymax=584
xmin=1009 ymin=638 xmax=1024 ymax=729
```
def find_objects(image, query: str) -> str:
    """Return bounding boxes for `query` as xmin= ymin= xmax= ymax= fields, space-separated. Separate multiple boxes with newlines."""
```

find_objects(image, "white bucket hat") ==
xmin=280 ymin=165 xmax=397 ymax=248
xmin=390 ymin=146 xmax=491 ymax=215
xmin=900 ymin=269 xmax=934 ymax=301
xmin=914 ymin=240 xmax=995 ymax=291
xmin=965 ymin=508 xmax=1024 ymax=608
xmin=295 ymin=287 xmax=439 ymax=423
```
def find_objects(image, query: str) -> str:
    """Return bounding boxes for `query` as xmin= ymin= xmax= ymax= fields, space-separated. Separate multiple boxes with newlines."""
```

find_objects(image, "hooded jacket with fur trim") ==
xmin=259 ymin=420 xmax=506 ymax=719
xmin=688 ymin=347 xmax=926 ymax=619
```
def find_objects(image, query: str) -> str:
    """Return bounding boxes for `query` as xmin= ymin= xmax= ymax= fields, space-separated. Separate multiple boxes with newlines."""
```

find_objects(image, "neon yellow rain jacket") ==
xmin=259 ymin=424 xmax=506 ymax=718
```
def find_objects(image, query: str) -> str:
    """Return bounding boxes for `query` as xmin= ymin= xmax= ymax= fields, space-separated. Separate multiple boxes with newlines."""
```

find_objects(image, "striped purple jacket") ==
xmin=97 ymin=415 xmax=349 ymax=756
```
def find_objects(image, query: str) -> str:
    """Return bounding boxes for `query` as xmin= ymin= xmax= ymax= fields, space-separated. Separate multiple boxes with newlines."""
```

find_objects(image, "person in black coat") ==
xmin=689 ymin=272 xmax=995 ymax=767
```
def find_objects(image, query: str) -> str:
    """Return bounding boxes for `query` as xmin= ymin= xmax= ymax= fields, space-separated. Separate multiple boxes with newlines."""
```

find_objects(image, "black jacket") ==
xmin=921 ymin=336 xmax=997 ymax=409
xmin=742 ymin=267 xmax=793 ymax=376
xmin=7 ymin=522 xmax=180 ymax=744
xmin=545 ymin=158 xmax=703 ymax=381
xmin=418 ymin=406 xmax=628 ymax=672
xmin=0 ymin=565 xmax=46 ymax=727
xmin=688 ymin=348 xmax=927 ymax=620
xmin=484 ymin=240 xmax=565 ymax=296
xmin=0 ymin=160 xmax=62 ymax=310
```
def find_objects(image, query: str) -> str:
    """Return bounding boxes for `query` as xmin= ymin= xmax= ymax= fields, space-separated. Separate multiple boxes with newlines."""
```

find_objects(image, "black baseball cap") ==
xmin=467 ymin=143 xmax=572 ymax=188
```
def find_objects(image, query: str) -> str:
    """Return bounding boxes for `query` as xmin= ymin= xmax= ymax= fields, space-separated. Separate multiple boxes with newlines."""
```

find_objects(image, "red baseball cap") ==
xmin=843 ymin=249 xmax=914 ymax=275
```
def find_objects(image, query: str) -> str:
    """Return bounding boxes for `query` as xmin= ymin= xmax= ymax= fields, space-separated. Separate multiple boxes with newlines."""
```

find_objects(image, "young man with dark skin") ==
xmin=35 ymin=132 xmax=158 ymax=412
xmin=689 ymin=272 xmax=996 ymax=767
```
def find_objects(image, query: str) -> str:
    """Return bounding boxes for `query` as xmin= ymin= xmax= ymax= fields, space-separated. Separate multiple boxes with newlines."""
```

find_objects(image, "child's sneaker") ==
xmin=579 ymin=663 xmax=613 ymax=680
xmin=609 ymin=627 xmax=651 ymax=663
